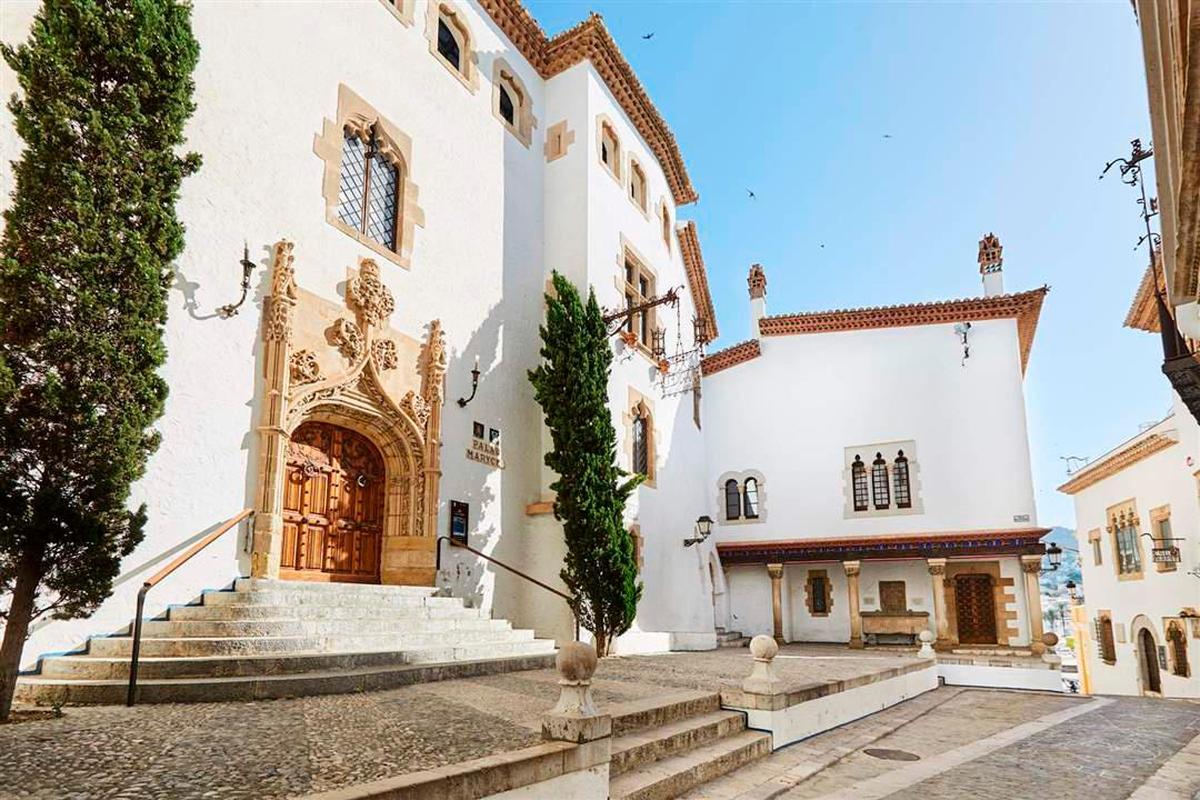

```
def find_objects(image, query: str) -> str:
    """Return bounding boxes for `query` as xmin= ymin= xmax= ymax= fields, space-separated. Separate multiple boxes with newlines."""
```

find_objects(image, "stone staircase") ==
xmin=608 ymin=690 xmax=771 ymax=800
xmin=16 ymin=578 xmax=556 ymax=705
xmin=715 ymin=627 xmax=750 ymax=648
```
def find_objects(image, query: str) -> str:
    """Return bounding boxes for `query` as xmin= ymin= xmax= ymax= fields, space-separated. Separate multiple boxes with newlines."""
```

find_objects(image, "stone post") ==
xmin=844 ymin=560 xmax=863 ymax=649
xmin=541 ymin=642 xmax=612 ymax=744
xmin=767 ymin=563 xmax=785 ymax=644
xmin=1020 ymin=555 xmax=1047 ymax=655
xmin=917 ymin=629 xmax=936 ymax=659
xmin=927 ymin=558 xmax=951 ymax=650
xmin=742 ymin=634 xmax=784 ymax=694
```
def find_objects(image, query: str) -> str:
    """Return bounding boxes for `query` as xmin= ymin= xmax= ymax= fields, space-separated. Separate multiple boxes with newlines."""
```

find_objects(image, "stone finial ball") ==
xmin=749 ymin=634 xmax=778 ymax=660
xmin=1042 ymin=631 xmax=1059 ymax=648
xmin=918 ymin=629 xmax=935 ymax=644
xmin=556 ymin=641 xmax=598 ymax=682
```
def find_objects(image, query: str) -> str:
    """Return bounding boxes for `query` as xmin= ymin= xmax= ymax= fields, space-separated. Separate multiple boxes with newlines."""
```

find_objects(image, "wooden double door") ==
xmin=954 ymin=574 xmax=998 ymax=644
xmin=281 ymin=421 xmax=385 ymax=583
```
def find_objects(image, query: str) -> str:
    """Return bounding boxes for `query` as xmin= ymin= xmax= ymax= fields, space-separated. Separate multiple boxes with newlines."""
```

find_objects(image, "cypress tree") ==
xmin=0 ymin=0 xmax=200 ymax=719
xmin=529 ymin=271 xmax=643 ymax=656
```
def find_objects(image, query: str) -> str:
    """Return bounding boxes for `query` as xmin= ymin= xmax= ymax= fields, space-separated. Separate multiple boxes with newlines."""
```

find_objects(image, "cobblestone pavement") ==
xmin=0 ymin=645 xmax=914 ymax=800
xmin=684 ymin=688 xmax=1200 ymax=800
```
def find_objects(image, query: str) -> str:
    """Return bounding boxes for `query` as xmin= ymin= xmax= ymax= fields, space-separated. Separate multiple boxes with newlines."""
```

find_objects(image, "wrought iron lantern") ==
xmin=1045 ymin=542 xmax=1063 ymax=571
xmin=216 ymin=243 xmax=258 ymax=319
xmin=457 ymin=357 xmax=481 ymax=408
xmin=651 ymin=326 xmax=667 ymax=360
xmin=683 ymin=515 xmax=714 ymax=548
xmin=1065 ymin=580 xmax=1078 ymax=602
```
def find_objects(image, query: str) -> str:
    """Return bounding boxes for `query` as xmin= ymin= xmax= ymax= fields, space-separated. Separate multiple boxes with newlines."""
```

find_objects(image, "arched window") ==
xmin=337 ymin=125 xmax=400 ymax=252
xmin=1168 ymin=621 xmax=1189 ymax=677
xmin=893 ymin=450 xmax=912 ymax=509
xmin=629 ymin=161 xmax=647 ymax=211
xmin=743 ymin=478 xmax=760 ymax=519
xmin=498 ymin=85 xmax=514 ymax=125
xmin=437 ymin=15 xmax=462 ymax=72
xmin=724 ymin=479 xmax=741 ymax=521
xmin=632 ymin=408 xmax=650 ymax=476
xmin=871 ymin=452 xmax=890 ymax=510
xmin=599 ymin=120 xmax=620 ymax=179
xmin=851 ymin=455 xmax=869 ymax=512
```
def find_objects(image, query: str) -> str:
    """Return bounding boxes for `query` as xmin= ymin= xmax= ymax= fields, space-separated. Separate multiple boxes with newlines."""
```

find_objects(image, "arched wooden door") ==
xmin=281 ymin=421 xmax=385 ymax=583
xmin=1139 ymin=627 xmax=1162 ymax=693
xmin=954 ymin=574 xmax=998 ymax=644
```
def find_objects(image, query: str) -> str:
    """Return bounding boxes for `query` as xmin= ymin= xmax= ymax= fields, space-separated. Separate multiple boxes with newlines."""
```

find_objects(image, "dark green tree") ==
xmin=0 ymin=0 xmax=200 ymax=719
xmin=529 ymin=271 xmax=642 ymax=656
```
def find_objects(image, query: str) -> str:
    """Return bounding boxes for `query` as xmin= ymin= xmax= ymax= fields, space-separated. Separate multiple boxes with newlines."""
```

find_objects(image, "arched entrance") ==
xmin=281 ymin=421 xmax=385 ymax=583
xmin=954 ymin=574 xmax=998 ymax=644
xmin=1138 ymin=626 xmax=1162 ymax=694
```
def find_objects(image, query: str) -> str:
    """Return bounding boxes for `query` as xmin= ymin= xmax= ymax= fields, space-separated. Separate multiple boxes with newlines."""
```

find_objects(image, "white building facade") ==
xmin=1060 ymin=405 xmax=1200 ymax=698
xmin=1 ymin=1 xmax=1052 ymax=673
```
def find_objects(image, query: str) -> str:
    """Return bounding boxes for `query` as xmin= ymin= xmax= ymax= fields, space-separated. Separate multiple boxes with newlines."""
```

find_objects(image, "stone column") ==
xmin=927 ymin=558 xmax=951 ymax=650
xmin=767 ymin=563 xmax=785 ymax=644
xmin=844 ymin=560 xmax=863 ymax=649
xmin=1021 ymin=555 xmax=1047 ymax=654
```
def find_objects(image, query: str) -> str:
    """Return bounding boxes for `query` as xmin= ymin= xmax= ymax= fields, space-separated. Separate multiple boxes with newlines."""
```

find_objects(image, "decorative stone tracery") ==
xmin=251 ymin=240 xmax=447 ymax=586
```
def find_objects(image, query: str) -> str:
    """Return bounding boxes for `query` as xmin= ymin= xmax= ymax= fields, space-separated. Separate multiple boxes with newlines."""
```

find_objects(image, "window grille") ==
xmin=1098 ymin=616 xmax=1117 ymax=663
xmin=851 ymin=456 xmax=869 ymax=512
xmin=871 ymin=452 xmax=890 ymax=510
xmin=743 ymin=478 xmax=759 ymax=519
xmin=724 ymin=479 xmax=741 ymax=520
xmin=337 ymin=127 xmax=399 ymax=252
xmin=1168 ymin=622 xmax=1189 ymax=677
xmin=893 ymin=451 xmax=911 ymax=509
xmin=437 ymin=18 xmax=461 ymax=71
xmin=632 ymin=412 xmax=649 ymax=476
xmin=811 ymin=575 xmax=828 ymax=614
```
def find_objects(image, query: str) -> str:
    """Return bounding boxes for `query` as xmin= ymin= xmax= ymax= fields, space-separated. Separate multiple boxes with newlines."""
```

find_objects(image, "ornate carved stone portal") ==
xmin=250 ymin=241 xmax=446 ymax=585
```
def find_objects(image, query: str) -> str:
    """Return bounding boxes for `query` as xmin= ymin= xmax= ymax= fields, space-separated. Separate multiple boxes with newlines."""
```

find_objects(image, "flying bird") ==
xmin=746 ymin=189 xmax=756 ymax=199
xmin=642 ymin=32 xmax=655 ymax=40
xmin=882 ymin=134 xmax=893 ymax=139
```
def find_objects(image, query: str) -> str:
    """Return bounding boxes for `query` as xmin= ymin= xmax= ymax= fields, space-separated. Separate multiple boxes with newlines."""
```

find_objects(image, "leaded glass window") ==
xmin=851 ymin=455 xmax=869 ymax=512
xmin=893 ymin=451 xmax=911 ymax=509
xmin=743 ymin=478 xmax=759 ymax=519
xmin=632 ymin=412 xmax=649 ymax=476
xmin=1114 ymin=524 xmax=1141 ymax=574
xmin=811 ymin=575 xmax=828 ymax=614
xmin=871 ymin=453 xmax=890 ymax=510
xmin=437 ymin=18 xmax=461 ymax=72
xmin=336 ymin=126 xmax=400 ymax=252
xmin=725 ymin=479 xmax=741 ymax=521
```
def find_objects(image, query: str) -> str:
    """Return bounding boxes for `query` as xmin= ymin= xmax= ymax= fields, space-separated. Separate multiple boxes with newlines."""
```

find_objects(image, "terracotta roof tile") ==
xmin=700 ymin=339 xmax=760 ymax=376
xmin=678 ymin=221 xmax=718 ymax=342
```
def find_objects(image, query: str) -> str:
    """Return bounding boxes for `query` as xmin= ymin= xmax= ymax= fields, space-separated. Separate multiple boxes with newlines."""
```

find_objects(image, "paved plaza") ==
xmin=1 ymin=646 xmax=1197 ymax=799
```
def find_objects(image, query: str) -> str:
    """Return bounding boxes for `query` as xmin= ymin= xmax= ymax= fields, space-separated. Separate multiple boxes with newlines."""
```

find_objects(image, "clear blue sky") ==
xmin=526 ymin=1 xmax=1168 ymax=528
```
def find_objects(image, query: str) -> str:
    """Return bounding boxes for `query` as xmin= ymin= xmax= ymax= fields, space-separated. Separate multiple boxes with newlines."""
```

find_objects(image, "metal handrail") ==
xmin=436 ymin=535 xmax=580 ymax=641
xmin=126 ymin=508 xmax=254 ymax=706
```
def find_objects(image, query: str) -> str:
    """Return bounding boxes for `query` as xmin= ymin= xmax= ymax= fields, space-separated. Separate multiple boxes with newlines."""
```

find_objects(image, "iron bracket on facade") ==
xmin=602 ymin=286 xmax=681 ymax=337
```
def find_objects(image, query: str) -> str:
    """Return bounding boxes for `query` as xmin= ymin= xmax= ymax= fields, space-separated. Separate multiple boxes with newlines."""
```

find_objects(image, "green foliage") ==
xmin=0 ymin=0 xmax=199 ymax=629
xmin=528 ymin=272 xmax=642 ymax=655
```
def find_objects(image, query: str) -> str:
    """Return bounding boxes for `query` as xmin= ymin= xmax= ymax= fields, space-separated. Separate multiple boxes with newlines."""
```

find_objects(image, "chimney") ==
xmin=748 ymin=263 xmax=767 ymax=337
xmin=978 ymin=233 xmax=1004 ymax=297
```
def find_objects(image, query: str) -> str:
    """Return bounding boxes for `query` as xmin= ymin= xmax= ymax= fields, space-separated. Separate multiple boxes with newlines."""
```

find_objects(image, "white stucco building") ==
xmin=1 ymin=0 xmax=1054 ymax=691
xmin=1058 ymin=277 xmax=1200 ymax=698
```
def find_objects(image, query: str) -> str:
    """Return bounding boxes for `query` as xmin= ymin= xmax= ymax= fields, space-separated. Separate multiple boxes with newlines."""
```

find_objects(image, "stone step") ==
xmin=85 ymin=628 xmax=537 ymax=658
xmin=138 ymin=613 xmax=490 ymax=638
xmin=610 ymin=710 xmax=747 ymax=777
xmin=39 ymin=633 xmax=547 ymax=679
xmin=200 ymin=589 xmax=456 ymax=609
xmin=611 ymin=691 xmax=722 ymax=736
xmin=233 ymin=578 xmax=439 ymax=597
xmin=16 ymin=651 xmax=557 ymax=706
xmin=609 ymin=730 xmax=771 ymax=800
xmin=170 ymin=601 xmax=486 ymax=621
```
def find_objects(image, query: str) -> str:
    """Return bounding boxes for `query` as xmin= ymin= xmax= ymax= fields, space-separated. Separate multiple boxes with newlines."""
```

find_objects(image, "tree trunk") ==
xmin=0 ymin=545 xmax=43 ymax=721
xmin=594 ymin=629 xmax=608 ymax=658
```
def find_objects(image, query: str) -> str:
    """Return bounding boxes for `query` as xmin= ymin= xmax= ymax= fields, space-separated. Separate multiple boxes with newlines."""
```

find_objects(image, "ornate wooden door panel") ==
xmin=954 ymin=574 xmax=997 ymax=644
xmin=282 ymin=422 xmax=384 ymax=583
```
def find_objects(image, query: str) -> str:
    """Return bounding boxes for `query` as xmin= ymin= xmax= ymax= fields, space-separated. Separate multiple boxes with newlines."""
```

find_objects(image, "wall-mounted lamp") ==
xmin=457 ymin=357 xmax=481 ymax=408
xmin=1065 ymin=580 xmax=1078 ymax=602
xmin=953 ymin=321 xmax=972 ymax=366
xmin=216 ymin=242 xmax=258 ymax=319
xmin=684 ymin=515 xmax=714 ymax=547
xmin=1043 ymin=541 xmax=1063 ymax=572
